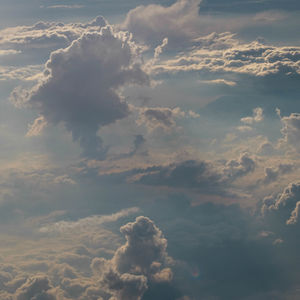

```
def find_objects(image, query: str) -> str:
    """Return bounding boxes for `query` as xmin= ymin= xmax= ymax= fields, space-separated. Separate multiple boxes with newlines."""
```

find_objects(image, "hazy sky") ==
xmin=1 ymin=0 xmax=300 ymax=299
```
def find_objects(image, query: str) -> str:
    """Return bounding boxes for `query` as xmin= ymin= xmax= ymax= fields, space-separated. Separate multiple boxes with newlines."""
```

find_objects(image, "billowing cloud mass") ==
xmin=0 ymin=214 xmax=174 ymax=300
xmin=279 ymin=112 xmax=300 ymax=151
xmin=2 ymin=0 xmax=300 ymax=300
xmin=11 ymin=25 xmax=149 ymax=158
xmin=15 ymin=276 xmax=56 ymax=300
xmin=120 ymin=0 xmax=201 ymax=46
xmin=262 ymin=182 xmax=300 ymax=226
xmin=113 ymin=216 xmax=168 ymax=274
xmin=98 ymin=216 xmax=172 ymax=300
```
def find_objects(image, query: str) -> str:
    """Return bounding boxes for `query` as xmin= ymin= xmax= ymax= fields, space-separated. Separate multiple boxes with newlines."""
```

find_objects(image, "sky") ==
xmin=0 ymin=0 xmax=300 ymax=299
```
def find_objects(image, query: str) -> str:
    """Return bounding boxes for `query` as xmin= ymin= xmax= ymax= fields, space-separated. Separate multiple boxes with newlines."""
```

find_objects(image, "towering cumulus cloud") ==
xmin=12 ymin=25 xmax=149 ymax=158
xmin=91 ymin=216 xmax=173 ymax=300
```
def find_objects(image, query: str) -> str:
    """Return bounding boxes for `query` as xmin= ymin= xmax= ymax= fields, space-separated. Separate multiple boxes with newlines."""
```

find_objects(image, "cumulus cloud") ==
xmin=90 ymin=216 xmax=173 ymax=300
xmin=286 ymin=201 xmax=300 ymax=225
xmin=120 ymin=0 xmax=201 ymax=46
xmin=262 ymin=182 xmax=300 ymax=226
xmin=223 ymin=153 xmax=256 ymax=181
xmin=240 ymin=107 xmax=264 ymax=125
xmin=113 ymin=216 xmax=169 ymax=275
xmin=125 ymin=153 xmax=255 ymax=196
xmin=12 ymin=25 xmax=149 ymax=158
xmin=15 ymin=276 xmax=56 ymax=300
xmin=0 ymin=215 xmax=174 ymax=299
xmin=153 ymin=38 xmax=300 ymax=94
xmin=279 ymin=112 xmax=300 ymax=151
xmin=136 ymin=106 xmax=199 ymax=132
xmin=258 ymin=163 xmax=295 ymax=185
xmin=102 ymin=269 xmax=148 ymax=300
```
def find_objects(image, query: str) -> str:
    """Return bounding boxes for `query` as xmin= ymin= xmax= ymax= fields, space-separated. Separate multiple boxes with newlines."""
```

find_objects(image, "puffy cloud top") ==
xmin=114 ymin=216 xmax=168 ymax=274
xmin=121 ymin=0 xmax=201 ymax=46
xmin=12 ymin=25 xmax=149 ymax=158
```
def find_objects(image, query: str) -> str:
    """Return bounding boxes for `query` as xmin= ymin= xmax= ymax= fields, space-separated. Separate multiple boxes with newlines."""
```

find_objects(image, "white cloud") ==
xmin=241 ymin=107 xmax=264 ymax=125
xmin=39 ymin=207 xmax=140 ymax=234
xmin=120 ymin=0 xmax=201 ymax=46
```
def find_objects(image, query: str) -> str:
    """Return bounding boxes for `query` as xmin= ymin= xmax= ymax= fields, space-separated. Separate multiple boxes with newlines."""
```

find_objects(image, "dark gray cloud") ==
xmin=11 ymin=25 xmax=149 ymax=158
xmin=113 ymin=216 xmax=168 ymax=275
xmin=129 ymin=153 xmax=255 ymax=195
xmin=15 ymin=276 xmax=56 ymax=300
xmin=102 ymin=269 xmax=148 ymax=300
xmin=94 ymin=216 xmax=174 ymax=300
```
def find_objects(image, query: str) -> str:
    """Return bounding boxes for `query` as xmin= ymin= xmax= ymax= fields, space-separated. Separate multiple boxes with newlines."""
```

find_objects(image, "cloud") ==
xmin=114 ymin=134 xmax=148 ymax=159
xmin=258 ymin=163 xmax=295 ymax=185
xmin=15 ymin=276 xmax=56 ymax=300
xmin=241 ymin=107 xmax=264 ymax=124
xmin=0 ymin=49 xmax=20 ymax=56
xmin=128 ymin=153 xmax=255 ymax=195
xmin=99 ymin=216 xmax=173 ymax=300
xmin=0 ymin=16 xmax=107 ymax=55
xmin=257 ymin=141 xmax=276 ymax=156
xmin=26 ymin=115 xmax=47 ymax=137
xmin=286 ymin=201 xmax=300 ymax=225
xmin=0 ymin=65 xmax=43 ymax=81
xmin=279 ymin=112 xmax=300 ymax=152
xmin=39 ymin=207 xmax=140 ymax=234
xmin=262 ymin=181 xmax=300 ymax=226
xmin=198 ymin=78 xmax=237 ymax=86
xmin=120 ymin=0 xmax=201 ymax=46
xmin=12 ymin=25 xmax=149 ymax=158
xmin=46 ymin=5 xmax=84 ymax=9
xmin=102 ymin=269 xmax=148 ymax=300
xmin=153 ymin=38 xmax=300 ymax=95
xmin=136 ymin=106 xmax=199 ymax=132
xmin=154 ymin=38 xmax=168 ymax=61
xmin=113 ymin=216 xmax=169 ymax=274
